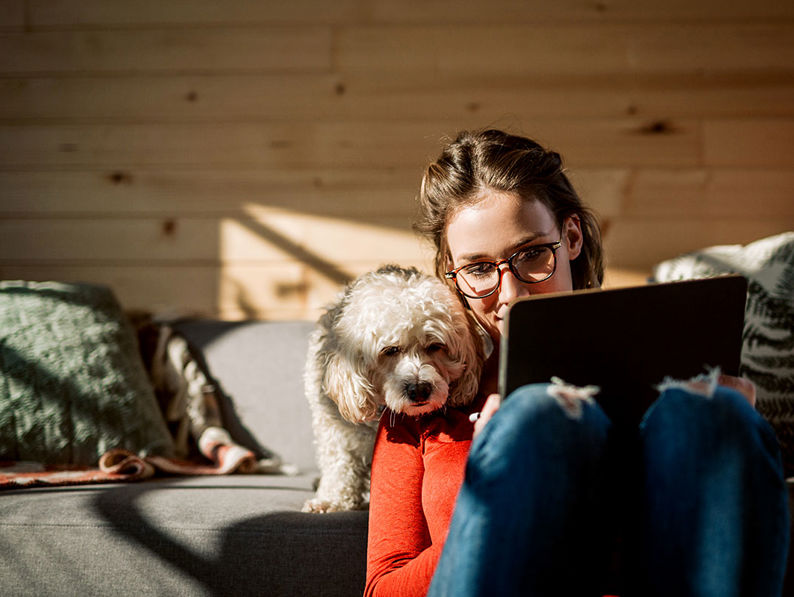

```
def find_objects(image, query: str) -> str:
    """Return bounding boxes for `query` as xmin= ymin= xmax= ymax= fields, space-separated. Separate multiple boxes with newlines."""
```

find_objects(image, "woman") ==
xmin=364 ymin=129 xmax=789 ymax=597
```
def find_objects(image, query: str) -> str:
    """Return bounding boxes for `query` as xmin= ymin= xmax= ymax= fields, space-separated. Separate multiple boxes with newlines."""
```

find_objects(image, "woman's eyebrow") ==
xmin=458 ymin=231 xmax=552 ymax=263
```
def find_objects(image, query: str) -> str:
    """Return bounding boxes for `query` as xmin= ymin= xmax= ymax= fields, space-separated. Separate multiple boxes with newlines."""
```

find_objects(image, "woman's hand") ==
xmin=473 ymin=393 xmax=501 ymax=439
xmin=718 ymin=374 xmax=756 ymax=407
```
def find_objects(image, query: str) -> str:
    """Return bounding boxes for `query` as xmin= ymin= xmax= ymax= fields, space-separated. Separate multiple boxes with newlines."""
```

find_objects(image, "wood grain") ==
xmin=25 ymin=0 xmax=794 ymax=27
xmin=0 ymin=27 xmax=332 ymax=74
xmin=0 ymin=215 xmax=425 ymax=264
xmin=0 ymin=168 xmax=421 ymax=217
xmin=5 ymin=73 xmax=792 ymax=123
xmin=704 ymin=120 xmax=794 ymax=167
xmin=0 ymin=119 xmax=702 ymax=169
xmin=0 ymin=0 xmax=25 ymax=30
xmin=603 ymin=218 xmax=794 ymax=268
xmin=336 ymin=24 xmax=794 ymax=76
xmin=2 ymin=1 xmax=793 ymax=320
xmin=27 ymin=0 xmax=363 ymax=27
xmin=370 ymin=0 xmax=794 ymax=23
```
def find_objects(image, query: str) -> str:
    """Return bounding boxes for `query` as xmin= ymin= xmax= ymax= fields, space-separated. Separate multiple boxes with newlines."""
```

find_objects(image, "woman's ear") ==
xmin=564 ymin=215 xmax=584 ymax=261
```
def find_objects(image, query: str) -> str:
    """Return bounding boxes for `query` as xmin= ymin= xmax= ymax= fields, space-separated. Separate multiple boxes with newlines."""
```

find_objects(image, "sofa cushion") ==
xmin=652 ymin=232 xmax=794 ymax=472
xmin=0 ymin=474 xmax=368 ymax=597
xmin=0 ymin=281 xmax=174 ymax=466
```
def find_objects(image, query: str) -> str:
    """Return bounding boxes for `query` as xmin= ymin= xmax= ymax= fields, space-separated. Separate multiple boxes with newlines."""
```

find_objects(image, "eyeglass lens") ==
xmin=456 ymin=246 xmax=556 ymax=297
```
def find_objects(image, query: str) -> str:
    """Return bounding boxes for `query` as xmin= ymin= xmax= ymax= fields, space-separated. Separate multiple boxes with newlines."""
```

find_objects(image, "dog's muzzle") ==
xmin=403 ymin=380 xmax=434 ymax=402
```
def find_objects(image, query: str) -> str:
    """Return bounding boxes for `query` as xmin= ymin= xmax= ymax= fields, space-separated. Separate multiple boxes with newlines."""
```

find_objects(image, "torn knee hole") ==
xmin=655 ymin=367 xmax=721 ymax=398
xmin=546 ymin=377 xmax=600 ymax=419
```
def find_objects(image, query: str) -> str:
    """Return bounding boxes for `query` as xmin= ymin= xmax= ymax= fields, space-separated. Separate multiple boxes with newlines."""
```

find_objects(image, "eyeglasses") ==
xmin=445 ymin=240 xmax=562 ymax=299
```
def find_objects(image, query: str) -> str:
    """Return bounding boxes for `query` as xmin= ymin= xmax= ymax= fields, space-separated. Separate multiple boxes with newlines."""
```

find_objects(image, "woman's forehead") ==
xmin=446 ymin=193 xmax=556 ymax=261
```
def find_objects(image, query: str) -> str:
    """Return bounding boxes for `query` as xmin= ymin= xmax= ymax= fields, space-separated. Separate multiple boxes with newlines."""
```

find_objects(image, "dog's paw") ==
xmin=302 ymin=498 xmax=346 ymax=514
xmin=301 ymin=497 xmax=366 ymax=513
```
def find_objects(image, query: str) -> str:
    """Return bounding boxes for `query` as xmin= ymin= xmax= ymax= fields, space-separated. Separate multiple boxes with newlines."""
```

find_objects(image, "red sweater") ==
xmin=364 ymin=396 xmax=485 ymax=597
xmin=365 ymin=397 xmax=622 ymax=597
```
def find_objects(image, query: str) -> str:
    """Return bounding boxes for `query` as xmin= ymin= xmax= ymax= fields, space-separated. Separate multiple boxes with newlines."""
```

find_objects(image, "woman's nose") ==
xmin=497 ymin=265 xmax=531 ymax=303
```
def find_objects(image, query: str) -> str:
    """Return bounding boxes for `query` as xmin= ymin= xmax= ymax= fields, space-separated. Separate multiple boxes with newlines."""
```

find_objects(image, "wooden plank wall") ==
xmin=1 ymin=0 xmax=792 ymax=320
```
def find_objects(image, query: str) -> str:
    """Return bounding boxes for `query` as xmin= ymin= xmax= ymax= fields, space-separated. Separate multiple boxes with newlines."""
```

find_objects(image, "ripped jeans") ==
xmin=427 ymin=381 xmax=789 ymax=597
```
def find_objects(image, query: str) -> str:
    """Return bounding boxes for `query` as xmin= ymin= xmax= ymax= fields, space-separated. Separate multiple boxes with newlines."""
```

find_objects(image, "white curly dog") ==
xmin=303 ymin=265 xmax=483 ymax=513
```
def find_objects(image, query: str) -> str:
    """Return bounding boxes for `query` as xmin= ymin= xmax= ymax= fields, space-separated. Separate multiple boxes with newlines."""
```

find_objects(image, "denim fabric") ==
xmin=428 ymin=383 xmax=789 ymax=597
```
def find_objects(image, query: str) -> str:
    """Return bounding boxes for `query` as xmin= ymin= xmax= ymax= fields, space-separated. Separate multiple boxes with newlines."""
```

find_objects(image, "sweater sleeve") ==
xmin=364 ymin=416 xmax=441 ymax=597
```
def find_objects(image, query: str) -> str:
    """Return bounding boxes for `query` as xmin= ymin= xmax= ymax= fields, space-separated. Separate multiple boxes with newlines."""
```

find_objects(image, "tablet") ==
xmin=498 ymin=275 xmax=748 ymax=425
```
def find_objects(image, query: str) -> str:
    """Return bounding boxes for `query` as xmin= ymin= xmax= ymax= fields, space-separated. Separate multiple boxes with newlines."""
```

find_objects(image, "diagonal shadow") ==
xmin=0 ymin=343 xmax=171 ymax=465
xmin=234 ymin=217 xmax=354 ymax=287
xmin=93 ymin=482 xmax=368 ymax=597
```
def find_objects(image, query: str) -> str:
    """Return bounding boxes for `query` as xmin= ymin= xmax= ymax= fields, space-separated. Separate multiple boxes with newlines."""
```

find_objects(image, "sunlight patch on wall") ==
xmin=216 ymin=205 xmax=433 ymax=320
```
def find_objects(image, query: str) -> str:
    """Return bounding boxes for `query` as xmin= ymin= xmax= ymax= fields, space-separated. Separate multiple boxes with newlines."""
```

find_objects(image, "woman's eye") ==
xmin=381 ymin=346 xmax=401 ymax=357
xmin=516 ymin=247 xmax=543 ymax=263
xmin=462 ymin=263 xmax=495 ymax=278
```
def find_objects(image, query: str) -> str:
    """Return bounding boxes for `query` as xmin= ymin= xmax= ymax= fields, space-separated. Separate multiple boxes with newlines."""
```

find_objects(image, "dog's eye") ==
xmin=381 ymin=346 xmax=401 ymax=357
xmin=426 ymin=343 xmax=446 ymax=354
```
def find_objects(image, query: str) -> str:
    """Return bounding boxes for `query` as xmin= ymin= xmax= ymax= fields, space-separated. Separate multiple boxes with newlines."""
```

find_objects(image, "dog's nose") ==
xmin=404 ymin=381 xmax=433 ymax=402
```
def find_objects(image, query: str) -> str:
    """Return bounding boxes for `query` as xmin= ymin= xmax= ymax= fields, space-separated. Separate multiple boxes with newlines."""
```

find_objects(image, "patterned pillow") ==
xmin=0 ymin=281 xmax=175 ymax=466
xmin=652 ymin=232 xmax=794 ymax=472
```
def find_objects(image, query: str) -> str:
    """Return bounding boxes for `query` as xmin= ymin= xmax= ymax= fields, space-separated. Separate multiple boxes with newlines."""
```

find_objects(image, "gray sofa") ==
xmin=0 ymin=320 xmax=368 ymax=597
xmin=2 ymin=318 xmax=794 ymax=596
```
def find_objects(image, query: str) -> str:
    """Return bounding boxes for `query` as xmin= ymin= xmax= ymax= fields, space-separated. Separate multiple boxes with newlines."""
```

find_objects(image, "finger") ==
xmin=483 ymin=393 xmax=501 ymax=413
xmin=473 ymin=394 xmax=501 ymax=438
xmin=718 ymin=374 xmax=756 ymax=407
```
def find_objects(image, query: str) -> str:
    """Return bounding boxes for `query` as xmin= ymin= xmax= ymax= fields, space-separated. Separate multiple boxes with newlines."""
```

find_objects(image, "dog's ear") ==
xmin=447 ymin=314 xmax=484 ymax=408
xmin=323 ymin=352 xmax=378 ymax=423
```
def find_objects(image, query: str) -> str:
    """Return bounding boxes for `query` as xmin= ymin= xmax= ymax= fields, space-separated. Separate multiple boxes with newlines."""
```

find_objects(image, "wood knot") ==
xmin=108 ymin=171 xmax=133 ymax=185
xmin=638 ymin=120 xmax=675 ymax=135
xmin=162 ymin=219 xmax=177 ymax=237
xmin=334 ymin=82 xmax=346 ymax=96
xmin=186 ymin=91 xmax=199 ymax=102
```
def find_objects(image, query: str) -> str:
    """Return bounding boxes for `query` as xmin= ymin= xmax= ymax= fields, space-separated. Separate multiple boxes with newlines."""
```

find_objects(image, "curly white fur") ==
xmin=302 ymin=265 xmax=483 ymax=513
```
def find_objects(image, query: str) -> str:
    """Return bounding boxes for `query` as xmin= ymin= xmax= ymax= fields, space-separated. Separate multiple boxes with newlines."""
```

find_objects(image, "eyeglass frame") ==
xmin=444 ymin=240 xmax=563 ymax=299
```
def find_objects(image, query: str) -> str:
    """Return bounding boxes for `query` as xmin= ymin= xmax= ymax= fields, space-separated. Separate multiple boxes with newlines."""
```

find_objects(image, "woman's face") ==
xmin=445 ymin=191 xmax=583 ymax=342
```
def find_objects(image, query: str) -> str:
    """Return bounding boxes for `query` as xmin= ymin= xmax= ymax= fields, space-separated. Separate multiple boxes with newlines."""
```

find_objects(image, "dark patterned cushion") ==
xmin=652 ymin=232 xmax=794 ymax=473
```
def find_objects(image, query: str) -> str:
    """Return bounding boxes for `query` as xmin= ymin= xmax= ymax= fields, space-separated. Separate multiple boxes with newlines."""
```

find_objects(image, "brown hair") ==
xmin=415 ymin=128 xmax=604 ymax=290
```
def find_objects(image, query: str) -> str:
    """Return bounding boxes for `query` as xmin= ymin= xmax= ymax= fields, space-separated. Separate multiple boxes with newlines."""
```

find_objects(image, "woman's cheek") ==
xmin=472 ymin=298 xmax=500 ymax=340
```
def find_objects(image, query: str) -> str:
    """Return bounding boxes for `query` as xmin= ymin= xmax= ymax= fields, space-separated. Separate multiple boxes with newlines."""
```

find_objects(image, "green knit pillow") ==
xmin=0 ymin=281 xmax=174 ymax=466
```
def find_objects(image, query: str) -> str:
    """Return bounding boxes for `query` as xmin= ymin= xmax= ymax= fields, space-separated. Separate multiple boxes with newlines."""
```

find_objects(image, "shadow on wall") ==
xmin=235 ymin=217 xmax=355 ymax=287
xmin=211 ymin=213 xmax=360 ymax=320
